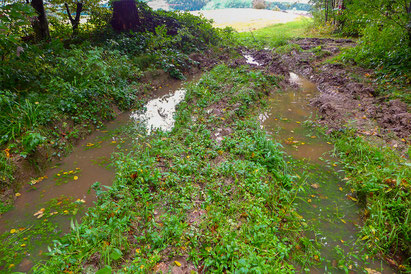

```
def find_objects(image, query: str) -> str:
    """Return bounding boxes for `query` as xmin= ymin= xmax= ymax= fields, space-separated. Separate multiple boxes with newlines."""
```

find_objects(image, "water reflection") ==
xmin=131 ymin=88 xmax=186 ymax=134
xmin=260 ymin=73 xmax=393 ymax=273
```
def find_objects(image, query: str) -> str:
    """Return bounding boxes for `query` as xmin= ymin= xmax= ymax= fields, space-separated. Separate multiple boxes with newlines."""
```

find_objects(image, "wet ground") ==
xmin=2 ymin=39 xmax=408 ymax=271
xmin=240 ymin=39 xmax=410 ymax=155
xmin=0 ymin=77 xmax=195 ymax=271
xmin=259 ymin=71 xmax=394 ymax=273
xmin=282 ymin=38 xmax=410 ymax=152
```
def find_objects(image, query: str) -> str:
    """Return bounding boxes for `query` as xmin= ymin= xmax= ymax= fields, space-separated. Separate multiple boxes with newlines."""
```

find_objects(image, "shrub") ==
xmin=253 ymin=0 xmax=266 ymax=9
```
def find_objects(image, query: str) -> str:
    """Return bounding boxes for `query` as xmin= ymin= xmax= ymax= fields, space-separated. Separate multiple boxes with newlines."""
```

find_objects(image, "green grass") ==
xmin=235 ymin=18 xmax=313 ymax=48
xmin=30 ymin=65 xmax=317 ymax=273
xmin=330 ymin=130 xmax=410 ymax=271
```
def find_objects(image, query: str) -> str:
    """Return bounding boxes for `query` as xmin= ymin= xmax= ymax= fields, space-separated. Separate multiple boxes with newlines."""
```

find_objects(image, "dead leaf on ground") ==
xmin=311 ymin=183 xmax=319 ymax=189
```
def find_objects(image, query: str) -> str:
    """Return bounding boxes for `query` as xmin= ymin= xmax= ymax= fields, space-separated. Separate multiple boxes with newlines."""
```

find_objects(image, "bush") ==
xmin=340 ymin=24 xmax=411 ymax=84
xmin=253 ymin=0 xmax=266 ymax=9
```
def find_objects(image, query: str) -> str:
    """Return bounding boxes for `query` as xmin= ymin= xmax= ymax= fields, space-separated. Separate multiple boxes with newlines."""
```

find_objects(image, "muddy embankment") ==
xmin=239 ymin=38 xmax=410 ymax=154
xmin=0 ymin=49 xmax=233 ymax=209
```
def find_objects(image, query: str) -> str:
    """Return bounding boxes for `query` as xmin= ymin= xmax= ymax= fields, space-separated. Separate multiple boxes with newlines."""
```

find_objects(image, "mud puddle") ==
xmin=131 ymin=88 xmax=186 ymax=134
xmin=260 ymin=73 xmax=394 ymax=273
xmin=243 ymin=53 xmax=261 ymax=66
xmin=0 ymin=76 xmax=197 ymax=271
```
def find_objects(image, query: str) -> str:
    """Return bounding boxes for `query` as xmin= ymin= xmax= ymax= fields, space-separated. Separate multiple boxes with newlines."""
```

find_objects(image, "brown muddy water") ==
xmin=260 ymin=72 xmax=394 ymax=273
xmin=0 ymin=77 xmax=195 ymax=271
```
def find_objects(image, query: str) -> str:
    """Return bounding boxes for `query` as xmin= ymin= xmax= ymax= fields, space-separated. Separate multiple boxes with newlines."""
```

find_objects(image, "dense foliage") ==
xmin=311 ymin=0 xmax=411 ymax=85
xmin=0 ymin=0 xmax=228 ymax=196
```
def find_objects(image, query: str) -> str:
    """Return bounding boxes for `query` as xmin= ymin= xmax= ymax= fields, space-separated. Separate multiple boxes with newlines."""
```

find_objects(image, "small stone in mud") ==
xmin=311 ymin=183 xmax=320 ymax=189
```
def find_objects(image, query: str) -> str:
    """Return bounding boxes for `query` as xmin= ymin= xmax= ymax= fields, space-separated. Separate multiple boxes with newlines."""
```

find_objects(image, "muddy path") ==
xmin=236 ymin=43 xmax=409 ymax=271
xmin=0 ymin=72 xmax=204 ymax=271
xmin=242 ymin=38 xmax=410 ymax=155
xmin=259 ymin=72 xmax=394 ymax=272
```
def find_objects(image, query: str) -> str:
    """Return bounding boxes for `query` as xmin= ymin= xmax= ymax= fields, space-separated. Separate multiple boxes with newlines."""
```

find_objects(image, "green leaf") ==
xmin=110 ymin=248 xmax=122 ymax=260
xmin=96 ymin=265 xmax=112 ymax=274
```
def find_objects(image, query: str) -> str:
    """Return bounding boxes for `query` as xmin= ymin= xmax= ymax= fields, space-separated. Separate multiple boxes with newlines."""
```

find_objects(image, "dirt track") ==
xmin=195 ymin=39 xmax=410 ymax=154
xmin=284 ymin=38 xmax=410 ymax=148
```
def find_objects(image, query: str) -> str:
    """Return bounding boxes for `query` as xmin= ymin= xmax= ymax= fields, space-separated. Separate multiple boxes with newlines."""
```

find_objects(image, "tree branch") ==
xmin=64 ymin=3 xmax=75 ymax=26
xmin=74 ymin=1 xmax=83 ymax=26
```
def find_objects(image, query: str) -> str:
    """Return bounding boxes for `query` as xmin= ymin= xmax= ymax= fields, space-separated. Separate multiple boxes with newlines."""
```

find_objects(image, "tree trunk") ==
xmin=408 ymin=1 xmax=411 ymax=47
xmin=31 ymin=0 xmax=50 ymax=40
xmin=111 ymin=0 xmax=142 ymax=32
xmin=324 ymin=0 xmax=329 ymax=23
xmin=65 ymin=1 xmax=83 ymax=34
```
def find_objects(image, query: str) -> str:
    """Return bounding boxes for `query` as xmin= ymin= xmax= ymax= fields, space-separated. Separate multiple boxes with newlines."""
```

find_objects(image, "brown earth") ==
xmin=241 ymin=38 xmax=410 ymax=155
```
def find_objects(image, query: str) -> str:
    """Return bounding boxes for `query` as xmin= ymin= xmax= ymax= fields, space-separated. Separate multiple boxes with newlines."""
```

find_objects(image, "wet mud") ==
xmin=241 ymin=38 xmax=410 ymax=154
xmin=0 ymin=75 xmax=198 ymax=271
xmin=260 ymin=72 xmax=394 ymax=273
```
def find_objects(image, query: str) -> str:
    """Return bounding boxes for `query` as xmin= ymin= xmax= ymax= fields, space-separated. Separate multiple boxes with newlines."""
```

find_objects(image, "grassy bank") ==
xmin=329 ymin=131 xmax=410 ymax=270
xmin=0 ymin=10 xmax=229 ymax=212
xmin=32 ymin=65 xmax=317 ymax=272
xmin=235 ymin=18 xmax=312 ymax=48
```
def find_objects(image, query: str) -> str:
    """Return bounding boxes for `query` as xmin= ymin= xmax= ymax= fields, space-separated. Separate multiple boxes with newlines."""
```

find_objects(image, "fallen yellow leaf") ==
xmin=361 ymin=235 xmax=369 ymax=241
xmin=73 ymin=176 xmax=78 ymax=180
xmin=10 ymin=229 xmax=17 ymax=234
xmin=174 ymin=261 xmax=181 ymax=267
xmin=3 ymin=148 xmax=10 ymax=158
xmin=15 ymin=192 xmax=21 ymax=197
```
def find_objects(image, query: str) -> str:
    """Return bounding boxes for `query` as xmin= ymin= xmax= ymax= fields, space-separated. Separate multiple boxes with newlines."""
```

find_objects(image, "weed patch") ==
xmin=331 ymin=130 xmax=410 ymax=270
xmin=33 ymin=65 xmax=316 ymax=272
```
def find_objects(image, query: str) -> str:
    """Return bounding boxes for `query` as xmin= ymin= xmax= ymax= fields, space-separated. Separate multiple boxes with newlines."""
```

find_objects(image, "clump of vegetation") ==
xmin=331 ymin=130 xmax=410 ymax=270
xmin=32 ymin=65 xmax=317 ymax=272
xmin=275 ymin=43 xmax=302 ymax=54
xmin=310 ymin=0 xmax=411 ymax=86
xmin=235 ymin=19 xmax=312 ymax=48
